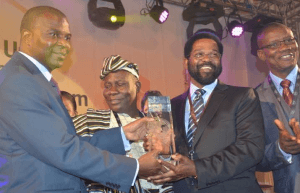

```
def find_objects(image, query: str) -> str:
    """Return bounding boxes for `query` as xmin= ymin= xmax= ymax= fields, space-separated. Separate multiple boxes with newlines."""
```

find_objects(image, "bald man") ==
xmin=0 ymin=6 xmax=161 ymax=193
xmin=255 ymin=22 xmax=300 ymax=193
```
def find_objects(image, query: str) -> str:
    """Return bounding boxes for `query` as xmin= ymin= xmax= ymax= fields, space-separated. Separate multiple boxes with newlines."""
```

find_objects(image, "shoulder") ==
xmin=171 ymin=91 xmax=188 ymax=103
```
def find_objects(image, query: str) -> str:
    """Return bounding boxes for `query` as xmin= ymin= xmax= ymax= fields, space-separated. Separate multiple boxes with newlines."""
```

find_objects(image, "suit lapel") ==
xmin=193 ymin=81 xmax=228 ymax=148
xmin=259 ymin=77 xmax=280 ymax=116
xmin=173 ymin=90 xmax=189 ymax=147
xmin=14 ymin=52 xmax=73 ymax=126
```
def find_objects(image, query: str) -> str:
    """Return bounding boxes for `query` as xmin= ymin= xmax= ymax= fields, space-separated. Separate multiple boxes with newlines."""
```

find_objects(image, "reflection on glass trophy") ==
xmin=146 ymin=96 xmax=176 ymax=164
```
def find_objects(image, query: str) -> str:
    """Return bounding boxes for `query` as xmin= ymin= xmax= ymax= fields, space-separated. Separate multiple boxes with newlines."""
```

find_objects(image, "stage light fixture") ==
xmin=228 ymin=20 xmax=244 ymax=37
xmin=182 ymin=1 xmax=224 ymax=39
xmin=150 ymin=0 xmax=169 ymax=24
xmin=88 ymin=0 xmax=125 ymax=30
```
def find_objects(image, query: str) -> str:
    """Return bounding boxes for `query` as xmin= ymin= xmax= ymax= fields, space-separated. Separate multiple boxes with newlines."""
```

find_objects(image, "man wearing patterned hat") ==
xmin=147 ymin=30 xmax=265 ymax=193
xmin=74 ymin=55 xmax=173 ymax=193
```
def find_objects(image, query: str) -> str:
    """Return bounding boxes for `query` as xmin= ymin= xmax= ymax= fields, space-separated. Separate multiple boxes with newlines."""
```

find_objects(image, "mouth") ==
xmin=109 ymin=99 xmax=122 ymax=105
xmin=279 ymin=53 xmax=294 ymax=61
xmin=199 ymin=65 xmax=214 ymax=72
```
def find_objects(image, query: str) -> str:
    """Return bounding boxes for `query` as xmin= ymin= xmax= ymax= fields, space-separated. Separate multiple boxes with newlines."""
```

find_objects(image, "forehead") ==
xmin=192 ymin=38 xmax=219 ymax=51
xmin=258 ymin=26 xmax=293 ymax=45
xmin=104 ymin=70 xmax=135 ymax=82
xmin=34 ymin=12 xmax=70 ymax=33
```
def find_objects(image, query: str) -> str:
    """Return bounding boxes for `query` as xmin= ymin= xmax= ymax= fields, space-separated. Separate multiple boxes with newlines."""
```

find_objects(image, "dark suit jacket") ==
xmin=0 ymin=52 xmax=137 ymax=193
xmin=256 ymin=78 xmax=300 ymax=193
xmin=171 ymin=81 xmax=265 ymax=193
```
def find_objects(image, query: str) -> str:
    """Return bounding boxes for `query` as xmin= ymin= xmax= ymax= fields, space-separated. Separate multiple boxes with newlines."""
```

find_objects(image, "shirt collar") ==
xmin=19 ymin=51 xmax=52 ymax=82
xmin=189 ymin=79 xmax=218 ymax=99
xmin=269 ymin=65 xmax=298 ymax=88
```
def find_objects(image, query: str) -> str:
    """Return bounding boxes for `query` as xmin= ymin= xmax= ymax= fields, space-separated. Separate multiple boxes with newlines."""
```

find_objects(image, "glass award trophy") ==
xmin=147 ymin=96 xmax=176 ymax=164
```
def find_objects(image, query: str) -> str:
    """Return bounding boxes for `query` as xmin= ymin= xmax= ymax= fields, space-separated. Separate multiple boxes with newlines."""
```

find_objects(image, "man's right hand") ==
xmin=138 ymin=150 xmax=162 ymax=179
xmin=275 ymin=118 xmax=300 ymax=154
xmin=123 ymin=117 xmax=155 ymax=141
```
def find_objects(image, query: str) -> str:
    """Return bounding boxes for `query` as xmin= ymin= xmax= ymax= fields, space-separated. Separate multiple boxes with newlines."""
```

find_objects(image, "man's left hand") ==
xmin=147 ymin=153 xmax=197 ymax=184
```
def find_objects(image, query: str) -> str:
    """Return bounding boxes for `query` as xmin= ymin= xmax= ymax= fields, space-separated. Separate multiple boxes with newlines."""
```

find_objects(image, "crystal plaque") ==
xmin=146 ymin=96 xmax=176 ymax=163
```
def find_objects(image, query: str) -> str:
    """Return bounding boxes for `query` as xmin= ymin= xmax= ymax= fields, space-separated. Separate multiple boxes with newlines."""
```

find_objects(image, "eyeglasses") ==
xmin=259 ymin=37 xmax=297 ymax=50
xmin=190 ymin=51 xmax=221 ymax=60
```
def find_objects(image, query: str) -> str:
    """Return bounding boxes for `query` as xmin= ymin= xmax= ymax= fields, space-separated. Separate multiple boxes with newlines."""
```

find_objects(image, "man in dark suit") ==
xmin=148 ymin=30 xmax=265 ymax=193
xmin=255 ymin=22 xmax=300 ymax=193
xmin=0 ymin=6 xmax=161 ymax=193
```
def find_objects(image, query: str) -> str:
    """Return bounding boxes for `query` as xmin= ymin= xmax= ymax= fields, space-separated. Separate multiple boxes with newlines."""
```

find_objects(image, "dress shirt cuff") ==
xmin=121 ymin=126 xmax=131 ymax=151
xmin=278 ymin=142 xmax=292 ymax=163
xmin=132 ymin=159 xmax=139 ymax=185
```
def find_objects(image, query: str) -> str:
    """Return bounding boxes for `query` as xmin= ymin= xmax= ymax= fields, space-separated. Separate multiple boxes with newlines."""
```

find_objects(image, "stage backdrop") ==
xmin=0 ymin=0 xmax=269 ymax=114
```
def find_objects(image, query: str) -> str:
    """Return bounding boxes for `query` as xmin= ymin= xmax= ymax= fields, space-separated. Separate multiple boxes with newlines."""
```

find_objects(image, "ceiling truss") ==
xmin=163 ymin=0 xmax=300 ymax=39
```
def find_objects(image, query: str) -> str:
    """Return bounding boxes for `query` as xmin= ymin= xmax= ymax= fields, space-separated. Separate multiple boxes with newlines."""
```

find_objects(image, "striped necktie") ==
xmin=187 ymin=89 xmax=206 ymax=148
xmin=280 ymin=79 xmax=293 ymax=107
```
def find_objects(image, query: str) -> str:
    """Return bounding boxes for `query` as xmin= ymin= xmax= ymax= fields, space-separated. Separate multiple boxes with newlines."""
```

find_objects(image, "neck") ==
xmin=122 ymin=108 xmax=140 ymax=118
xmin=190 ymin=78 xmax=204 ymax=89
xmin=271 ymin=66 xmax=295 ymax=80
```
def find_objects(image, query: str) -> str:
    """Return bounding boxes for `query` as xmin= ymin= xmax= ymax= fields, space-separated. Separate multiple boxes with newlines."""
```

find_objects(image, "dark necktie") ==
xmin=50 ymin=78 xmax=61 ymax=95
xmin=187 ymin=89 xmax=206 ymax=148
xmin=280 ymin=79 xmax=293 ymax=107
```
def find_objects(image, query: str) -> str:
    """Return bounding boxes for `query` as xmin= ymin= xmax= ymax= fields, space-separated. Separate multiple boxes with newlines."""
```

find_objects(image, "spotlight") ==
xmin=227 ymin=10 xmax=245 ymax=38
xmin=182 ymin=2 xmax=224 ymax=39
xmin=88 ymin=0 xmax=125 ymax=30
xmin=150 ymin=0 xmax=169 ymax=24
xmin=228 ymin=20 xmax=244 ymax=37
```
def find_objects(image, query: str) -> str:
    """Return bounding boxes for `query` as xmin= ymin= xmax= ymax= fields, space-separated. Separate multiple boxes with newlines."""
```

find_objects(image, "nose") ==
xmin=107 ymin=85 xmax=118 ymax=95
xmin=56 ymin=36 xmax=71 ymax=51
xmin=201 ymin=54 xmax=211 ymax=62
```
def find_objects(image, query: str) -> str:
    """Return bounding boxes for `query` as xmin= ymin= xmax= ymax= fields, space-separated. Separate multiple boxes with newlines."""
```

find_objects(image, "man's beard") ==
xmin=188 ymin=61 xmax=222 ymax=85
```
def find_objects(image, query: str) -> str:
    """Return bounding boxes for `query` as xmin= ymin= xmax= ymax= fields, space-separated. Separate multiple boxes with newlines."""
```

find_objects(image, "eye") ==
xmin=50 ymin=32 xmax=58 ymax=38
xmin=194 ymin=52 xmax=203 ymax=58
xmin=210 ymin=52 xmax=219 ymax=58
xmin=104 ymin=83 xmax=111 ymax=89
xmin=269 ymin=42 xmax=278 ymax=49
xmin=117 ymin=82 xmax=126 ymax=87
xmin=65 ymin=35 xmax=71 ymax=42
xmin=285 ymin=38 xmax=294 ymax=44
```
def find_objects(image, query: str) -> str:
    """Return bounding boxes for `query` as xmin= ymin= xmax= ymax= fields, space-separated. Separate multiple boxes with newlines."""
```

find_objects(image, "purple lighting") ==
xmin=228 ymin=20 xmax=244 ymax=38
xmin=159 ymin=10 xmax=169 ymax=23
xmin=231 ymin=26 xmax=244 ymax=37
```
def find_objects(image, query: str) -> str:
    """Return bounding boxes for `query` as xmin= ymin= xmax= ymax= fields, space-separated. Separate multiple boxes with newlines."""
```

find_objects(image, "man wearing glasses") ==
xmin=255 ymin=22 xmax=300 ymax=193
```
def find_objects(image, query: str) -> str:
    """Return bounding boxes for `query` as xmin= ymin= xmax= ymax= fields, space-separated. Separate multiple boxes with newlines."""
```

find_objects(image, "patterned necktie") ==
xmin=187 ymin=89 xmax=206 ymax=148
xmin=280 ymin=79 xmax=293 ymax=107
xmin=50 ymin=78 xmax=61 ymax=95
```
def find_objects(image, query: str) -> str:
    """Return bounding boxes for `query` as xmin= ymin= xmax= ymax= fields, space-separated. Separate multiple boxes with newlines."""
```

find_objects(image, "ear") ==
xmin=21 ymin=29 xmax=33 ymax=47
xmin=136 ymin=81 xmax=141 ymax=93
xmin=257 ymin=49 xmax=266 ymax=62
xmin=184 ymin=58 xmax=189 ymax=70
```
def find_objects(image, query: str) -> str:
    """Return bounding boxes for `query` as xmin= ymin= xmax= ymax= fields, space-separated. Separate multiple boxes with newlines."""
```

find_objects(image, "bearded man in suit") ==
xmin=148 ymin=29 xmax=265 ymax=193
xmin=0 ymin=6 xmax=161 ymax=193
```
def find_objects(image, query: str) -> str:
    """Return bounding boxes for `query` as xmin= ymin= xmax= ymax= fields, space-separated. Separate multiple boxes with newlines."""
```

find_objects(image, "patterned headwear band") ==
xmin=100 ymin=55 xmax=139 ymax=80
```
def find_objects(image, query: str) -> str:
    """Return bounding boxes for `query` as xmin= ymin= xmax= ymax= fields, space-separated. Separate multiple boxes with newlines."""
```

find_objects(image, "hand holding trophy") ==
xmin=144 ymin=96 xmax=177 ymax=164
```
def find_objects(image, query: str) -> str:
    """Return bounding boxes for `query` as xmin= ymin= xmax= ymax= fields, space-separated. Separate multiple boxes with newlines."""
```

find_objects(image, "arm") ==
xmin=256 ymin=102 xmax=293 ymax=171
xmin=0 ymin=74 xmax=136 ymax=192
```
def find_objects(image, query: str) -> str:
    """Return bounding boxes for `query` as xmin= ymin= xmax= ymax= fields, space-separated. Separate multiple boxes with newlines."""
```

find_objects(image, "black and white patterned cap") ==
xmin=100 ymin=55 xmax=139 ymax=80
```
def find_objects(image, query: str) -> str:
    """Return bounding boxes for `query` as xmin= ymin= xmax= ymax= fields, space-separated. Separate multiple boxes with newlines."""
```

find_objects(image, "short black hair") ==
xmin=184 ymin=29 xmax=223 ymax=59
xmin=61 ymin=91 xmax=77 ymax=111
xmin=20 ymin=6 xmax=66 ymax=33
xmin=141 ymin=90 xmax=162 ymax=111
